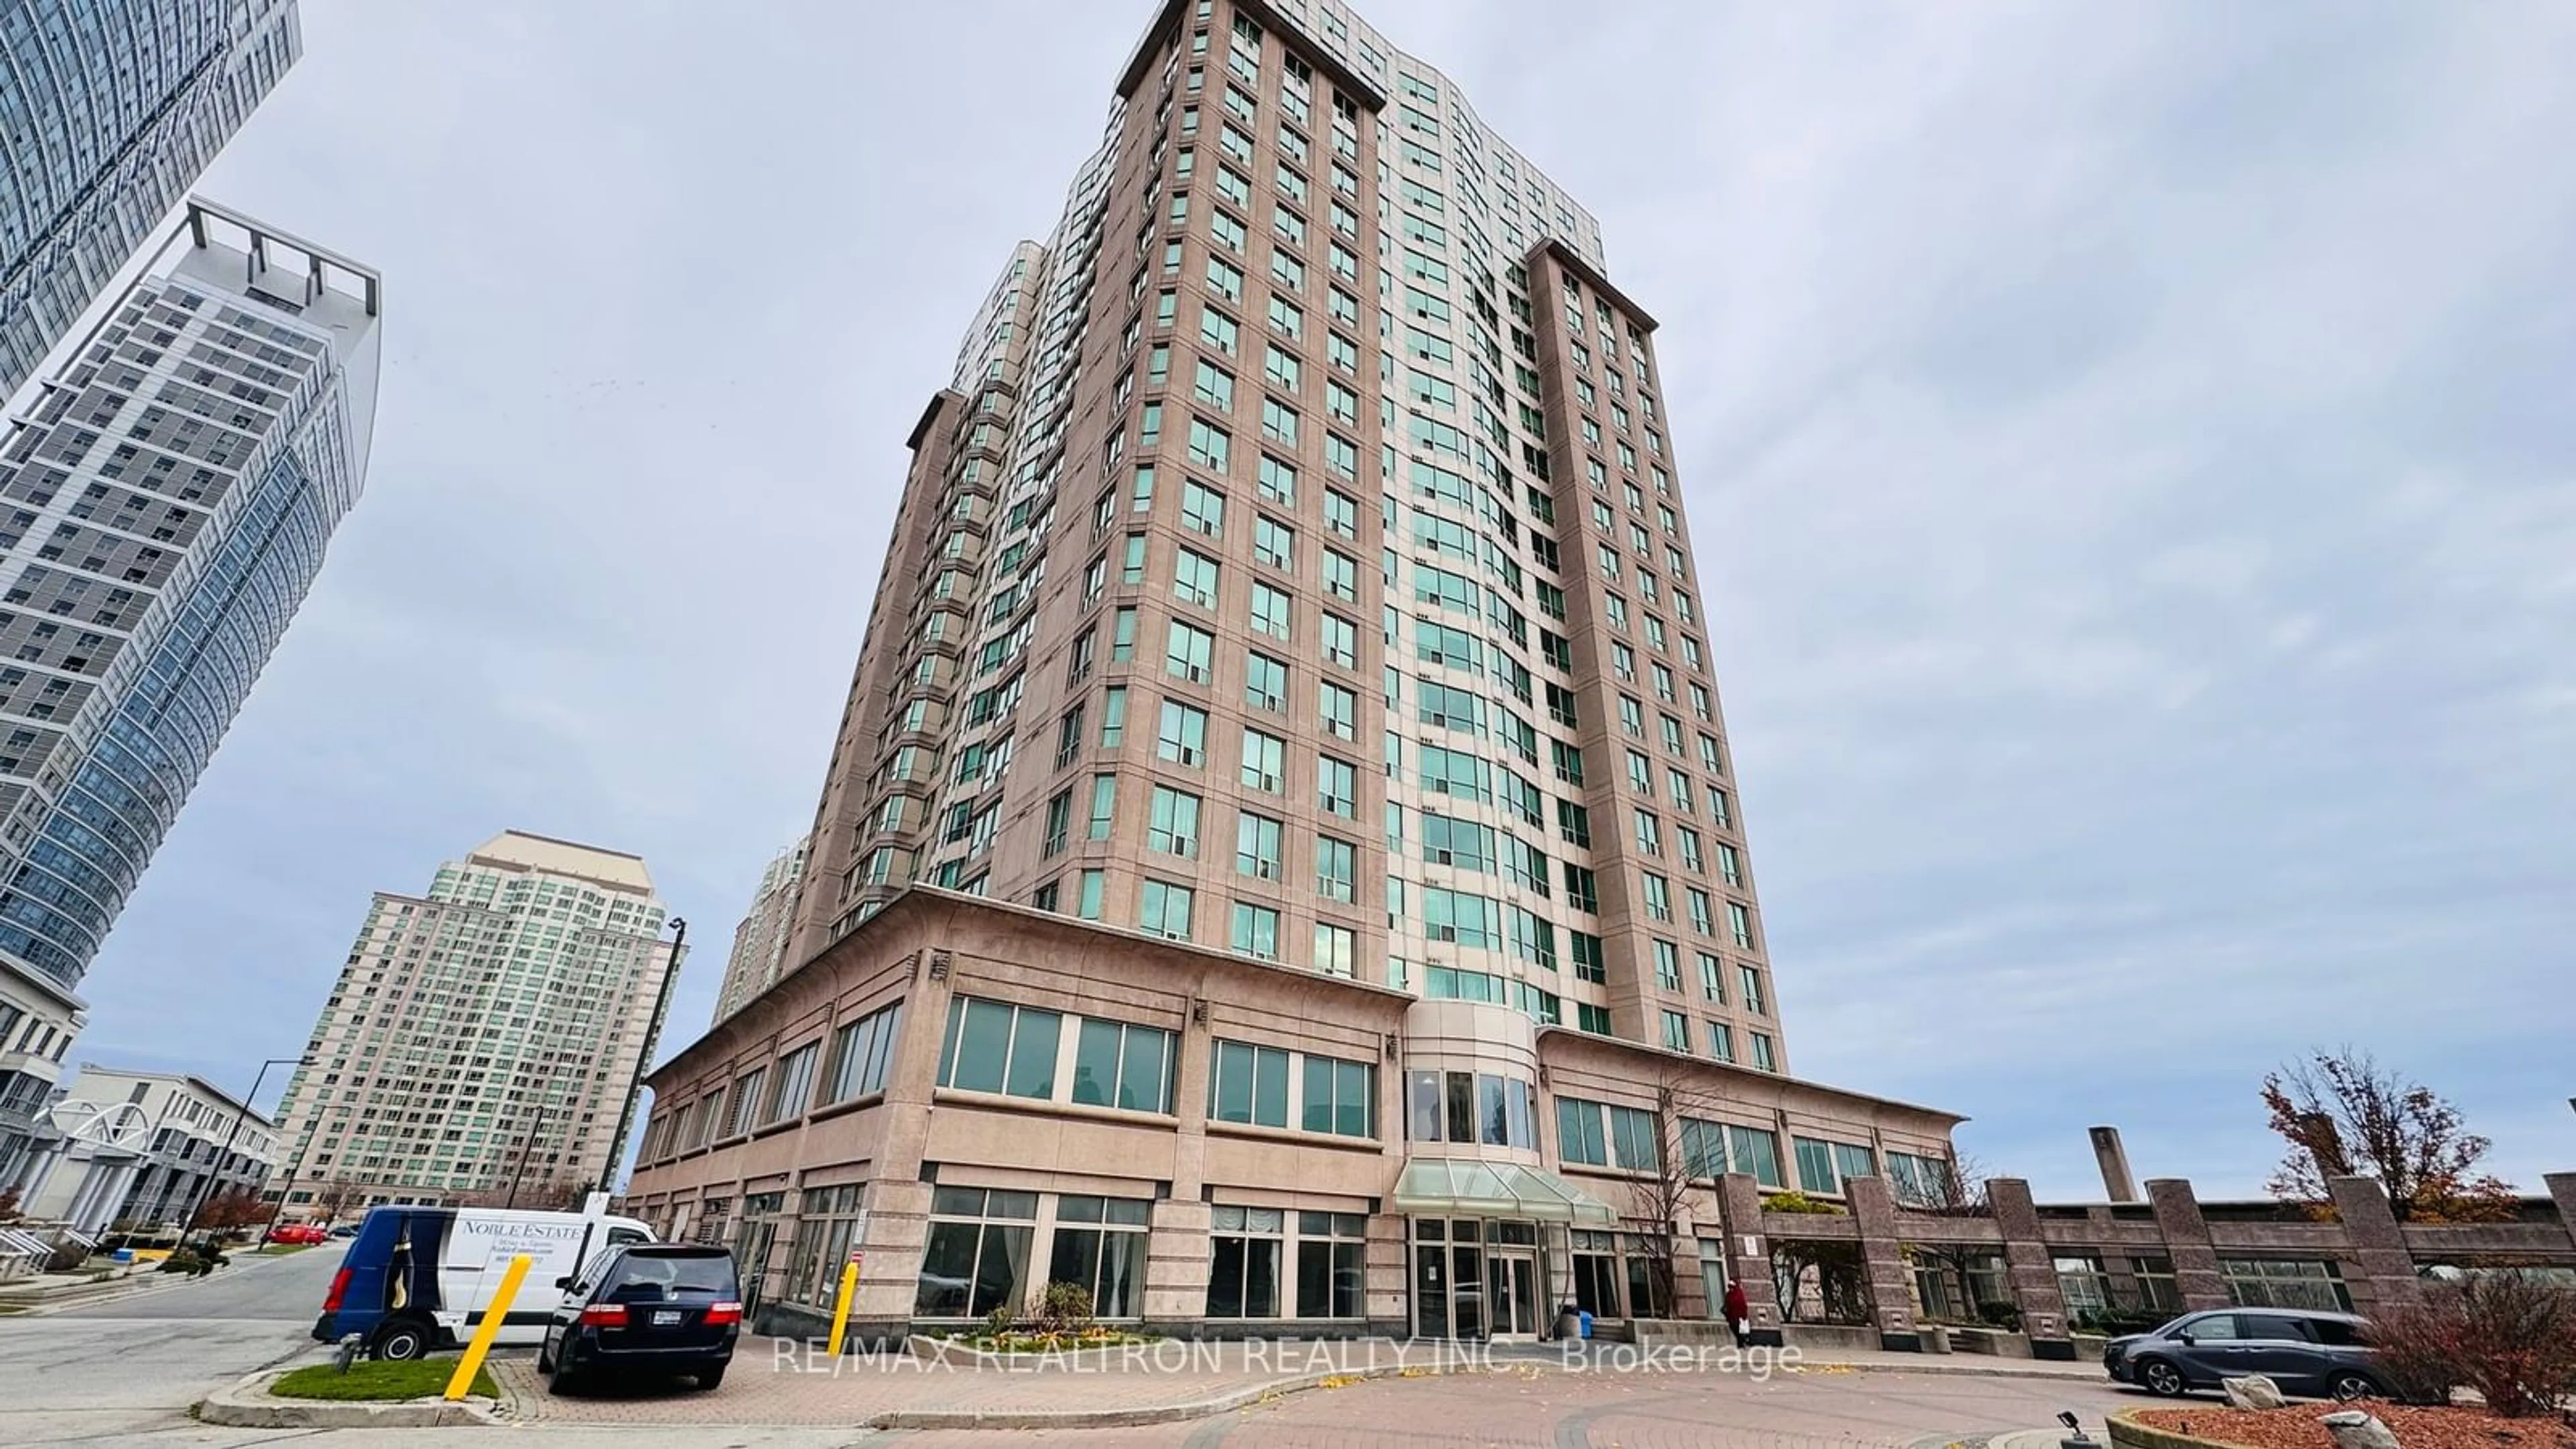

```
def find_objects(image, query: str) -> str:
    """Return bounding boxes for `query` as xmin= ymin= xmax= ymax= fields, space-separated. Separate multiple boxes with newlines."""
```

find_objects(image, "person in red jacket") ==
xmin=1723 ymin=1279 xmax=1751 ymax=1346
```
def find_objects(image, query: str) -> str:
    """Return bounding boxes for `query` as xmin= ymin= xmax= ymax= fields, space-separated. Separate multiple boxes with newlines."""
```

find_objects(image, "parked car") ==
xmin=2104 ymin=1308 xmax=2387 ymax=1401
xmin=315 ymin=1203 xmax=655 ymax=1360
xmin=266 ymin=1223 xmax=329 ymax=1246
xmin=327 ymin=1224 xmax=360 ymax=1240
xmin=538 ymin=1244 xmax=741 ymax=1394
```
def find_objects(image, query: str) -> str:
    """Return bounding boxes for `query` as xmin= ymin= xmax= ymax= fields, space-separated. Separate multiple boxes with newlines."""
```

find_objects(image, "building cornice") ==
xmin=1524 ymin=235 xmax=1659 ymax=333
xmin=646 ymin=884 xmax=1412 ymax=1092
xmin=1534 ymin=1026 xmax=1967 ymax=1128
xmin=906 ymin=389 xmax=964 ymax=451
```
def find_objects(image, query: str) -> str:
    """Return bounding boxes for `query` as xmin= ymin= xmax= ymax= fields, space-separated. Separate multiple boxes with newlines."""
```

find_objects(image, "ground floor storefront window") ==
xmin=1049 ymin=1195 xmax=1149 ymax=1319
xmin=1911 ymin=1248 xmax=2006 ymax=1321
xmin=1623 ymin=1233 xmax=1674 ymax=1320
xmin=1208 ymin=1205 xmax=1286 ymax=1318
xmin=1295 ymin=1212 xmax=1366 ymax=1318
xmin=783 ymin=1183 xmax=865 ymax=1310
xmin=2222 ymin=1258 xmax=2353 ymax=1311
xmin=2055 ymin=1253 xmax=2112 ymax=1317
xmin=1570 ymin=1228 xmax=1621 ymax=1318
xmin=915 ymin=1187 xmax=1036 ymax=1318
xmin=692 ymin=1196 xmax=731 ymax=1245
xmin=2131 ymin=1255 xmax=2182 ymax=1312
xmin=733 ymin=1191 xmax=788 ymax=1315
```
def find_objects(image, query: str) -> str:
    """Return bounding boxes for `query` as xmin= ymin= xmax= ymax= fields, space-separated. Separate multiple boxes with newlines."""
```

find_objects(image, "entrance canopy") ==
xmin=1394 ymin=1157 xmax=1618 ymax=1226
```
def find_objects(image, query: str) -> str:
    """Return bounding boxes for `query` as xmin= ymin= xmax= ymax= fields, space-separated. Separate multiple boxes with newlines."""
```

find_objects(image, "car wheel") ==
xmin=370 ymin=1318 xmax=431 ymax=1362
xmin=2327 ymin=1371 xmax=2381 ymax=1402
xmin=694 ymin=1363 xmax=727 ymax=1391
xmin=545 ymin=1356 xmax=579 ymax=1397
xmin=2138 ymin=1358 xmax=2187 ymax=1397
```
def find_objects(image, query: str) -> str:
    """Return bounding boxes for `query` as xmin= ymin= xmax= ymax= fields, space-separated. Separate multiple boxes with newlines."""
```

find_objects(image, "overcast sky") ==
xmin=53 ymin=0 xmax=2573 ymax=1199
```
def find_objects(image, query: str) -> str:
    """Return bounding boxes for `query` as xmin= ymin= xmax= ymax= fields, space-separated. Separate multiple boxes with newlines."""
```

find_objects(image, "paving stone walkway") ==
xmin=488 ymin=1335 xmax=2115 ymax=1432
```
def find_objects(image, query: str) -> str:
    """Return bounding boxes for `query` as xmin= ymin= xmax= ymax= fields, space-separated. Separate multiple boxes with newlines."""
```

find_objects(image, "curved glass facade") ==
xmin=0 ymin=439 xmax=345 ymax=979
xmin=0 ymin=0 xmax=300 ymax=398
xmin=0 ymin=206 xmax=376 ymax=994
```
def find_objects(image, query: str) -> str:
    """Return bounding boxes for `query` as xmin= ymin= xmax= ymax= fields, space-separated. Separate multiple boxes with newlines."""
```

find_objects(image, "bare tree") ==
xmin=1770 ymin=1239 xmax=1873 ymax=1325
xmin=2262 ymin=1048 xmax=2517 ymax=1223
xmin=2367 ymin=1271 xmax=2576 ymax=1416
xmin=1621 ymin=1069 xmax=1732 ymax=1322
xmin=307 ymin=1180 xmax=363 ymax=1226
xmin=520 ymin=1176 xmax=594 ymax=1213
xmin=1894 ymin=1151 xmax=1999 ymax=1324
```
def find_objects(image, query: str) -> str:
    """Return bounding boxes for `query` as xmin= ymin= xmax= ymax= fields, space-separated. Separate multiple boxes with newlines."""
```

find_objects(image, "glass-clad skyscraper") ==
xmin=0 ymin=0 xmax=301 ymax=401
xmin=0 ymin=200 xmax=378 ymax=1175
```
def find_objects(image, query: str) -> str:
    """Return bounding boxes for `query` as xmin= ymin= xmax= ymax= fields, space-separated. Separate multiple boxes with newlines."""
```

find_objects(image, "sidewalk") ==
xmin=3 ymin=1238 xmax=321 ymax=1315
xmin=490 ymin=1334 xmax=2109 ymax=1430
xmin=0 ymin=1260 xmax=149 ymax=1309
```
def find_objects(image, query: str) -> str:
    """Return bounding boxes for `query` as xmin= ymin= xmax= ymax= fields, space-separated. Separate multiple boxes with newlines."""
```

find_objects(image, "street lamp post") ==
xmin=259 ymin=1120 xmax=322 ymax=1241
xmin=179 ymin=1055 xmax=310 ymax=1250
xmin=504 ymin=1099 xmax=551 ymax=1210
xmin=598 ymin=916 xmax=685 ymax=1197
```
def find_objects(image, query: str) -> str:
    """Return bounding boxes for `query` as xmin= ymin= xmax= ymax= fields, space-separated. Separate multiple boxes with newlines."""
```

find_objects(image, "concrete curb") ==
xmin=866 ymin=1361 xmax=1476 ymax=1431
xmin=2106 ymin=1407 xmax=2246 ymax=1449
xmin=195 ymin=1367 xmax=503 ymax=1430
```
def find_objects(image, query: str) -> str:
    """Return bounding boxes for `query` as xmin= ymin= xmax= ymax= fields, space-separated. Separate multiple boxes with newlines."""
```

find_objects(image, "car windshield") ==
xmin=606 ymin=1252 xmax=735 ymax=1299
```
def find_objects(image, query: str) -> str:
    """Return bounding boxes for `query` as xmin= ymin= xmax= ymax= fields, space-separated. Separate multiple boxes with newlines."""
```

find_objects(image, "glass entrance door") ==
xmin=1450 ymin=1241 xmax=1485 ymax=1340
xmin=733 ymin=1217 xmax=779 ymax=1318
xmin=1487 ymin=1252 xmax=1540 ymax=1337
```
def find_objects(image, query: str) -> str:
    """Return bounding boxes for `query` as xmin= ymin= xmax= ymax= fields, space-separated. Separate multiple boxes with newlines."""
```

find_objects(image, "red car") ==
xmin=268 ymin=1223 xmax=329 ymax=1246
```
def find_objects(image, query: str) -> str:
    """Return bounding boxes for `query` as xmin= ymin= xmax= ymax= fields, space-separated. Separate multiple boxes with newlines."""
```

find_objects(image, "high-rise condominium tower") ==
xmin=0 ymin=199 xmax=378 ymax=1178
xmin=627 ymin=0 xmax=1955 ymax=1344
xmin=267 ymin=833 xmax=684 ymax=1216
xmin=710 ymin=839 xmax=805 ymax=1026
xmin=0 ymin=0 xmax=303 ymax=401
xmin=785 ymin=1 xmax=1784 ymax=1076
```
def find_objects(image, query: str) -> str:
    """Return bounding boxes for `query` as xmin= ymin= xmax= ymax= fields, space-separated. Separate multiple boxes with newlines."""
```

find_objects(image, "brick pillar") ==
xmin=2324 ymin=1175 xmax=2422 ymax=1314
xmin=2146 ymin=1177 xmax=2231 ymax=1310
xmin=2545 ymin=1173 xmax=2576 ymax=1256
xmin=1845 ymin=1175 xmax=1921 ymax=1351
xmin=1715 ymin=1171 xmax=1783 ymax=1346
xmin=1988 ymin=1178 xmax=2076 ymax=1360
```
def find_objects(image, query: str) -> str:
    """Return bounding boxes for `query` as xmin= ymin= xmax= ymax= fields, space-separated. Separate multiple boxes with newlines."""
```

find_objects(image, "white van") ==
xmin=315 ymin=1200 xmax=657 ymax=1359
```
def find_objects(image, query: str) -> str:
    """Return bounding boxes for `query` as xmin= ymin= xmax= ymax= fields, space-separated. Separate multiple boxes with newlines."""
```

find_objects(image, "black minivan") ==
xmin=539 ymin=1244 xmax=741 ymax=1393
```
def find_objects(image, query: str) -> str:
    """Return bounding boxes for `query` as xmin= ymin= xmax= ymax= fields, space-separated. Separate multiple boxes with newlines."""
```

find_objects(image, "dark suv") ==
xmin=539 ymin=1244 xmax=741 ymax=1394
xmin=2104 ymin=1308 xmax=2386 ymax=1401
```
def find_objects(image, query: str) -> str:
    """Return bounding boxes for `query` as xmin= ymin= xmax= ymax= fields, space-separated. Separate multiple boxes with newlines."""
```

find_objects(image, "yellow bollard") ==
xmin=445 ymin=1252 xmax=531 ymax=1401
xmin=825 ymin=1253 xmax=861 ymax=1358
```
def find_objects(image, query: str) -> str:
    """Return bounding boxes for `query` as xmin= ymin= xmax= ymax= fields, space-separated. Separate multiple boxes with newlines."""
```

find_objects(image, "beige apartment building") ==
xmin=710 ymin=841 xmax=808 ymax=1026
xmin=267 ymin=832 xmax=683 ymax=1216
xmin=627 ymin=0 xmax=1963 ymax=1342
